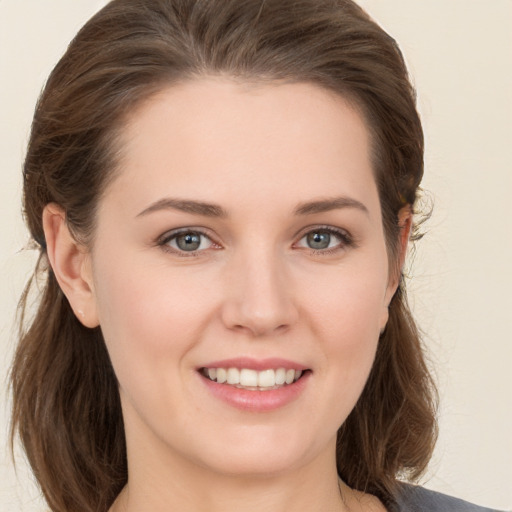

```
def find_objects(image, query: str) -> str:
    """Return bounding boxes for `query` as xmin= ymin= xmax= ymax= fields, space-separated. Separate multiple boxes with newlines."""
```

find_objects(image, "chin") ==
xmin=186 ymin=425 xmax=331 ymax=479
xmin=199 ymin=452 xmax=304 ymax=479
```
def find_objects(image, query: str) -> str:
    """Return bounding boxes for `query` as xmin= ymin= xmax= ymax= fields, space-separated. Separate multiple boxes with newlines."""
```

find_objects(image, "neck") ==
xmin=113 ymin=471 xmax=348 ymax=512
xmin=110 ymin=401 xmax=386 ymax=512
xmin=111 ymin=439 xmax=351 ymax=512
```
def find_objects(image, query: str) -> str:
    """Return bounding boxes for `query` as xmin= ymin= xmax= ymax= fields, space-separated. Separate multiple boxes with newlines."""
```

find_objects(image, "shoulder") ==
xmin=393 ymin=484 xmax=506 ymax=512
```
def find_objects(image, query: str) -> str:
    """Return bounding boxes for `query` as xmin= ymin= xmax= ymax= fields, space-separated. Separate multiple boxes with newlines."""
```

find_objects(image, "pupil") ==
xmin=307 ymin=231 xmax=330 ymax=250
xmin=177 ymin=232 xmax=201 ymax=251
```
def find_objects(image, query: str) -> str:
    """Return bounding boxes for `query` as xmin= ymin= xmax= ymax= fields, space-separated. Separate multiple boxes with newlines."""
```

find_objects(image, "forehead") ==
xmin=106 ymin=78 xmax=379 ymax=218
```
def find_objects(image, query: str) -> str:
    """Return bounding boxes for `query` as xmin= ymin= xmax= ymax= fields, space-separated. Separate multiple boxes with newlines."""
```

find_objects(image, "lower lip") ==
xmin=199 ymin=371 xmax=310 ymax=412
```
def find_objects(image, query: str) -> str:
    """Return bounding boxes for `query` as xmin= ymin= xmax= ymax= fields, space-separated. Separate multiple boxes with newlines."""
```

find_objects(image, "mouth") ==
xmin=199 ymin=367 xmax=308 ymax=391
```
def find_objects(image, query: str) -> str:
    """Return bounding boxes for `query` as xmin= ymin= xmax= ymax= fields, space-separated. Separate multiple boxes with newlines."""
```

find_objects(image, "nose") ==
xmin=220 ymin=248 xmax=299 ymax=337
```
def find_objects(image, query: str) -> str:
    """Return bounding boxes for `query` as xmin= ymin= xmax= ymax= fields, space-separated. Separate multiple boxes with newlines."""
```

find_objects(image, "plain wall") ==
xmin=1 ymin=1 xmax=511 ymax=510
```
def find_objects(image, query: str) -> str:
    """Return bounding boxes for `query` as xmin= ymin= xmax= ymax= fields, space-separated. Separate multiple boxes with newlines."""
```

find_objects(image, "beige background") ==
xmin=1 ymin=0 xmax=511 ymax=510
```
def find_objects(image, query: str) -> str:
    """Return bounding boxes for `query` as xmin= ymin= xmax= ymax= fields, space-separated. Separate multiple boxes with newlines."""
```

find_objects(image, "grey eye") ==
xmin=171 ymin=232 xmax=209 ymax=252
xmin=177 ymin=233 xmax=201 ymax=251
xmin=306 ymin=231 xmax=332 ymax=250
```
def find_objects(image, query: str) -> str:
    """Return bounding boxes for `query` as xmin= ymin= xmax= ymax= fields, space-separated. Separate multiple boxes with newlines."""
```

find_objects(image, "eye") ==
xmin=295 ymin=227 xmax=353 ymax=253
xmin=159 ymin=229 xmax=216 ymax=254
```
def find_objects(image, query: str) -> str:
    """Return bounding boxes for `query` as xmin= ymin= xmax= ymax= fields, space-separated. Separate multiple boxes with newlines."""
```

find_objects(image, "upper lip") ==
xmin=197 ymin=357 xmax=309 ymax=372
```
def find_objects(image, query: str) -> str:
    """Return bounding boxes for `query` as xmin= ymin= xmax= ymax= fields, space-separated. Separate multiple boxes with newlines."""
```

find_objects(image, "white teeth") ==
xmin=216 ymin=368 xmax=227 ymax=384
xmin=258 ymin=369 xmax=275 ymax=387
xmin=240 ymin=369 xmax=258 ymax=387
xmin=203 ymin=366 xmax=305 ymax=389
xmin=227 ymin=368 xmax=240 ymax=385
xmin=275 ymin=368 xmax=286 ymax=385
xmin=285 ymin=369 xmax=295 ymax=385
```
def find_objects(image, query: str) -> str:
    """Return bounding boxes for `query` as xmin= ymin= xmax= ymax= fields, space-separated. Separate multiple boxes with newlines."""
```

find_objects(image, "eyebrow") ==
xmin=294 ymin=196 xmax=369 ymax=216
xmin=136 ymin=195 xmax=368 ymax=219
xmin=136 ymin=198 xmax=228 ymax=218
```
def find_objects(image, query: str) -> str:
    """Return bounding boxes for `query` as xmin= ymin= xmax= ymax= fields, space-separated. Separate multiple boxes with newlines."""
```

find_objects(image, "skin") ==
xmin=43 ymin=79 xmax=408 ymax=512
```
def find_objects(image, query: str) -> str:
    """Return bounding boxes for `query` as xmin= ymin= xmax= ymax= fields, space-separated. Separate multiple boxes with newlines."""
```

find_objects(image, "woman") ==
xmin=9 ymin=1 xmax=503 ymax=511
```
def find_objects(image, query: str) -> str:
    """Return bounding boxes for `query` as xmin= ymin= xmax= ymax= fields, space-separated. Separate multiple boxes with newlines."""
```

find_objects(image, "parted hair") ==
xmin=10 ymin=1 xmax=437 ymax=511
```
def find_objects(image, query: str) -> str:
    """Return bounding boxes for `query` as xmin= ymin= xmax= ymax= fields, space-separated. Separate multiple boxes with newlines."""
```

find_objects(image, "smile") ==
xmin=200 ymin=367 xmax=304 ymax=390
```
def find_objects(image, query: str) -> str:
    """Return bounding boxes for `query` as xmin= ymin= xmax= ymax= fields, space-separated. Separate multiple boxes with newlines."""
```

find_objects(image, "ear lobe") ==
xmin=397 ymin=205 xmax=413 ymax=271
xmin=383 ymin=205 xmax=413 ymax=308
xmin=42 ymin=203 xmax=99 ymax=328
xmin=378 ymin=305 xmax=390 ymax=334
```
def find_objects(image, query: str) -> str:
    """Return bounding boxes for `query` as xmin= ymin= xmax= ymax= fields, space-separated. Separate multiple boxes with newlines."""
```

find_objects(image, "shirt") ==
xmin=394 ymin=484 xmax=507 ymax=512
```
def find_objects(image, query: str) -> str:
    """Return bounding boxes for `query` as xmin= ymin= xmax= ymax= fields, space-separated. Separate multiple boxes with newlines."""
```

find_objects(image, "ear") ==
xmin=42 ymin=203 xmax=99 ymax=328
xmin=397 ymin=205 xmax=413 ymax=272
xmin=380 ymin=205 xmax=413 ymax=331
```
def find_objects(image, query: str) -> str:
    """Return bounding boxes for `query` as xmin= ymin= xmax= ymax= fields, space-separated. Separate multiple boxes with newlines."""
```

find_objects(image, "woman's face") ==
xmin=86 ymin=79 xmax=397 ymax=477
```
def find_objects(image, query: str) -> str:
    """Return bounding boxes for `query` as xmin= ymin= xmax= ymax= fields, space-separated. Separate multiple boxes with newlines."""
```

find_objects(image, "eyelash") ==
xmin=157 ymin=228 xmax=219 ymax=257
xmin=157 ymin=226 xmax=354 ymax=257
xmin=295 ymin=226 xmax=355 ymax=255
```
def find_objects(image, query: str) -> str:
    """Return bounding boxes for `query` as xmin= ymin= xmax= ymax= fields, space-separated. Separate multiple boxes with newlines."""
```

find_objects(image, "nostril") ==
xmin=220 ymin=280 xmax=299 ymax=336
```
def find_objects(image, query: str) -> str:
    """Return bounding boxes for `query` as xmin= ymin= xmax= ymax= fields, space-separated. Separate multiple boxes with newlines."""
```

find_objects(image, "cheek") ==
xmin=90 ymin=258 xmax=219 ymax=437
xmin=305 ymin=264 xmax=388 ymax=344
xmin=91 ymin=255 xmax=212 ymax=387
xmin=320 ymin=289 xmax=381 ymax=384
xmin=303 ymin=265 xmax=388 ymax=408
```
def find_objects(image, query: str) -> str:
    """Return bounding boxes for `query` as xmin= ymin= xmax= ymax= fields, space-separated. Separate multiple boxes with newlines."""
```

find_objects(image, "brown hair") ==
xmin=11 ymin=1 xmax=437 ymax=511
